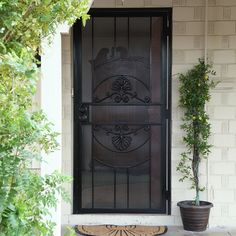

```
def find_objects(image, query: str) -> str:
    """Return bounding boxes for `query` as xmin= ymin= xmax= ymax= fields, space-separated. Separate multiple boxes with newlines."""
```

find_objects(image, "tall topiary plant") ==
xmin=0 ymin=1 xmax=89 ymax=235
xmin=177 ymin=59 xmax=217 ymax=206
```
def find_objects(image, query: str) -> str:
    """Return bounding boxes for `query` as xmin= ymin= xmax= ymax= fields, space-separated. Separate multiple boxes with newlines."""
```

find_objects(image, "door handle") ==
xmin=78 ymin=103 xmax=89 ymax=122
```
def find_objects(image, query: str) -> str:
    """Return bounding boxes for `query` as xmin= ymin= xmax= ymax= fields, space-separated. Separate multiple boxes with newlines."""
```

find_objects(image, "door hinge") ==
xmin=166 ymin=16 xmax=171 ymax=35
xmin=165 ymin=109 xmax=170 ymax=119
xmin=166 ymin=26 xmax=171 ymax=36
xmin=165 ymin=190 xmax=170 ymax=200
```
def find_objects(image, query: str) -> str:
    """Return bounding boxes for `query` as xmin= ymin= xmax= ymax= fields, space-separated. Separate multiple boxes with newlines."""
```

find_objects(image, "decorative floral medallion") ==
xmin=93 ymin=75 xmax=151 ymax=104
xmin=111 ymin=125 xmax=132 ymax=151
xmin=111 ymin=76 xmax=132 ymax=103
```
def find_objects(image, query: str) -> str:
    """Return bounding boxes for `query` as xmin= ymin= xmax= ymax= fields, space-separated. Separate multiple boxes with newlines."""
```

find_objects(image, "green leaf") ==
xmin=0 ymin=0 xmax=90 ymax=234
xmin=176 ymin=58 xmax=218 ymax=203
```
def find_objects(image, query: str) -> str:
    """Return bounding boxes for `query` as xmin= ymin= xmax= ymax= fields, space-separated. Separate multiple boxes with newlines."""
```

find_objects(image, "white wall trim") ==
xmin=41 ymin=27 xmax=63 ymax=235
xmin=40 ymin=2 xmax=94 ymax=235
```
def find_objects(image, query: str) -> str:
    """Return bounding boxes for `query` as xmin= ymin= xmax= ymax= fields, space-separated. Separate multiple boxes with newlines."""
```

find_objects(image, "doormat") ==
xmin=75 ymin=225 xmax=167 ymax=236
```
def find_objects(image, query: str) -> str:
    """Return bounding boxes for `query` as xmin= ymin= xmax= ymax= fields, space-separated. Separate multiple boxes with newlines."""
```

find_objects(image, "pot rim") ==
xmin=177 ymin=200 xmax=213 ymax=209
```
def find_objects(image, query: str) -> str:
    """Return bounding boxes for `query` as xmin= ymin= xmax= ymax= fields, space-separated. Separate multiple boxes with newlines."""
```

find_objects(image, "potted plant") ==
xmin=176 ymin=59 xmax=217 ymax=231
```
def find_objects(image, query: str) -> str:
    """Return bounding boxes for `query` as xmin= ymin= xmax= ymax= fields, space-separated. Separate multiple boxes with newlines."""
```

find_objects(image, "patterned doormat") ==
xmin=76 ymin=225 xmax=167 ymax=236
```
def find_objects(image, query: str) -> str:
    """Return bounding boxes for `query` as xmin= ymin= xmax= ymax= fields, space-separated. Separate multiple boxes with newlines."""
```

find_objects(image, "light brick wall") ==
xmin=172 ymin=0 xmax=206 ymax=226
xmin=61 ymin=0 xmax=236 ymax=227
xmin=207 ymin=0 xmax=236 ymax=225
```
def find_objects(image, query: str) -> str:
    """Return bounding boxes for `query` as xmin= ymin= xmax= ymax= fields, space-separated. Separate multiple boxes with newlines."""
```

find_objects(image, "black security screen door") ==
xmin=73 ymin=9 xmax=171 ymax=214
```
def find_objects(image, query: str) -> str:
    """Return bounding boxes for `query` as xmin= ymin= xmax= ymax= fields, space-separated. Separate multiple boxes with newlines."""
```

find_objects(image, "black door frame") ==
xmin=73 ymin=8 xmax=172 ymax=214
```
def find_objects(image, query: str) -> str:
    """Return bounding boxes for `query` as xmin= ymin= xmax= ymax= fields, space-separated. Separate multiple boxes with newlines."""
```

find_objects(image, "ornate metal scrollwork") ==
xmin=111 ymin=125 xmax=132 ymax=151
xmin=93 ymin=75 xmax=151 ymax=104
xmin=93 ymin=124 xmax=150 ymax=153
xmin=111 ymin=77 xmax=133 ymax=103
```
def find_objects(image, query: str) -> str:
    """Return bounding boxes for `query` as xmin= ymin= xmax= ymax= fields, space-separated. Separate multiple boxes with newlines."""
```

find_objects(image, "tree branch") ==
xmin=3 ymin=2 xmax=36 ymax=43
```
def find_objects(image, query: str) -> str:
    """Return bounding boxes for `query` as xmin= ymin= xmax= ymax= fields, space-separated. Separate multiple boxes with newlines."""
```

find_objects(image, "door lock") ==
xmin=78 ymin=104 xmax=89 ymax=122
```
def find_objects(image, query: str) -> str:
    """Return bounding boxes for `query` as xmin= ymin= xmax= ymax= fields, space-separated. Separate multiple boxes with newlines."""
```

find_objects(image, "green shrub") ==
xmin=0 ymin=0 xmax=89 ymax=235
xmin=177 ymin=59 xmax=218 ymax=205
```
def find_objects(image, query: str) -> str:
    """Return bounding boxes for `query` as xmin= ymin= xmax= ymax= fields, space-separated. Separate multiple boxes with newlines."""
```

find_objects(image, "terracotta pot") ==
xmin=177 ymin=200 xmax=213 ymax=232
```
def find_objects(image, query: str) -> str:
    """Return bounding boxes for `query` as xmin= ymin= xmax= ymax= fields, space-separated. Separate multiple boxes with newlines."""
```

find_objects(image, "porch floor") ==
xmin=75 ymin=226 xmax=236 ymax=236
xmin=164 ymin=226 xmax=236 ymax=236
